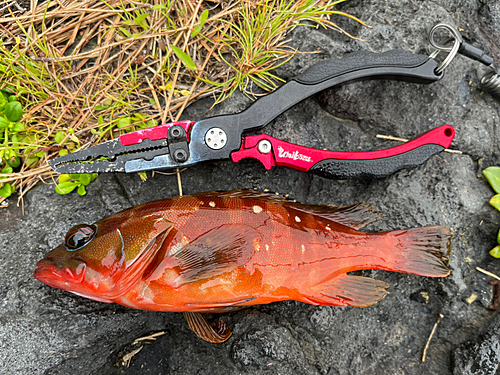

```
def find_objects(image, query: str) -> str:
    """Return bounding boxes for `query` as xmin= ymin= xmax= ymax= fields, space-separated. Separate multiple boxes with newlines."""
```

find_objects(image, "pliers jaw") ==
xmin=49 ymin=121 xmax=194 ymax=174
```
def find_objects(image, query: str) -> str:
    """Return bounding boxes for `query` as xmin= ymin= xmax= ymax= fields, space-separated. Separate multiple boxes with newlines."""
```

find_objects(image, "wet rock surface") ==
xmin=2 ymin=0 xmax=500 ymax=374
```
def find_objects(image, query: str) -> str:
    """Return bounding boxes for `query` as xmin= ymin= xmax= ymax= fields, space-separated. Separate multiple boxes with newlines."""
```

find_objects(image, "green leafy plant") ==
xmin=55 ymin=173 xmax=98 ymax=196
xmin=0 ymin=89 xmax=25 ymax=198
xmin=483 ymin=167 xmax=500 ymax=257
xmin=0 ymin=0 xmax=364 ymax=204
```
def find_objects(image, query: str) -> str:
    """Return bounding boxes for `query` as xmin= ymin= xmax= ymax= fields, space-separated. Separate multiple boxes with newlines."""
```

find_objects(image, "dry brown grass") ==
xmin=0 ymin=0 xmax=364 ymax=206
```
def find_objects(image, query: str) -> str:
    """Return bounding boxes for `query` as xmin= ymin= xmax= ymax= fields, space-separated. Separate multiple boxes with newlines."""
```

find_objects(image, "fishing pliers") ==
xmin=50 ymin=49 xmax=459 ymax=179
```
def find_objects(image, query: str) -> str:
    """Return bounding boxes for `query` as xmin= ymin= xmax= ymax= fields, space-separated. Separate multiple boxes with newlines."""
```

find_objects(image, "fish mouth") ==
xmin=34 ymin=259 xmax=87 ymax=285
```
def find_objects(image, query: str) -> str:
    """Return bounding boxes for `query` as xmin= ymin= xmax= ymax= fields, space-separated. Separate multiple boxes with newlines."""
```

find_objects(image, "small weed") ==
xmin=483 ymin=167 xmax=500 ymax=257
xmin=55 ymin=173 xmax=99 ymax=196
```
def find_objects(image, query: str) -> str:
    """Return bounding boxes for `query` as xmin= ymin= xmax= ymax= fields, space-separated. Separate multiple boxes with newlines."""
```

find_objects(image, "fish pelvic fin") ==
xmin=388 ymin=226 xmax=452 ymax=277
xmin=303 ymin=274 xmax=389 ymax=308
xmin=183 ymin=312 xmax=232 ymax=343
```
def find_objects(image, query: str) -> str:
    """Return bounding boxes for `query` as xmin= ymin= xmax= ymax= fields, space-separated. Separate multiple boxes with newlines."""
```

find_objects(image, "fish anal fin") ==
xmin=185 ymin=296 xmax=256 ymax=309
xmin=172 ymin=224 xmax=259 ymax=286
xmin=183 ymin=312 xmax=232 ymax=343
xmin=306 ymin=274 xmax=389 ymax=308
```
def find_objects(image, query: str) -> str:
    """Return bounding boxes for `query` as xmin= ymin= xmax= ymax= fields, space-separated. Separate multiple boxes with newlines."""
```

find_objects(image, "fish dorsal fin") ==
xmin=305 ymin=274 xmax=389 ymax=308
xmin=191 ymin=190 xmax=382 ymax=229
xmin=171 ymin=224 xmax=259 ymax=287
xmin=292 ymin=202 xmax=383 ymax=230
xmin=183 ymin=312 xmax=232 ymax=343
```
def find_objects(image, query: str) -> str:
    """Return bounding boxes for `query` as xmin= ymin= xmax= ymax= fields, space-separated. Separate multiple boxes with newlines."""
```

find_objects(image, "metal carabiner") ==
xmin=428 ymin=23 xmax=463 ymax=74
xmin=428 ymin=23 xmax=494 ymax=73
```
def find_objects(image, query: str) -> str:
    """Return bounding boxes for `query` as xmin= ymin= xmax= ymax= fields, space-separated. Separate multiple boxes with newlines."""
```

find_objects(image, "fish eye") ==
xmin=65 ymin=224 xmax=97 ymax=251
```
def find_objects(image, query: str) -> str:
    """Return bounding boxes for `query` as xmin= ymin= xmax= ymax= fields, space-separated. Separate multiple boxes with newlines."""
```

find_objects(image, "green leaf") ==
xmin=58 ymin=174 xmax=72 ymax=183
xmin=191 ymin=9 xmax=209 ymax=36
xmin=484 ymin=167 xmax=500 ymax=194
xmin=498 ymin=228 xmax=500 ymax=244
xmin=78 ymin=174 xmax=91 ymax=186
xmin=58 ymin=149 xmax=69 ymax=157
xmin=77 ymin=185 xmax=87 ymax=196
xmin=490 ymin=194 xmax=500 ymax=211
xmin=69 ymin=173 xmax=81 ymax=180
xmin=171 ymin=46 xmax=197 ymax=71
xmin=25 ymin=155 xmax=39 ymax=168
xmin=0 ymin=117 xmax=9 ymax=129
xmin=0 ymin=182 xmax=13 ymax=198
xmin=8 ymin=95 xmax=16 ymax=102
xmin=55 ymin=181 xmax=78 ymax=195
xmin=98 ymin=115 xmax=104 ymax=125
xmin=95 ymin=105 xmax=109 ymax=111
xmin=153 ymin=4 xmax=166 ymax=10
xmin=490 ymin=245 xmax=500 ymax=258
xmin=199 ymin=9 xmax=209 ymax=27
xmin=134 ymin=13 xmax=149 ymax=25
xmin=1 ymin=166 xmax=13 ymax=174
xmin=54 ymin=131 xmax=66 ymax=144
xmin=122 ymin=20 xmax=135 ymax=26
xmin=36 ymin=150 xmax=45 ymax=158
xmin=90 ymin=173 xmax=98 ymax=182
xmin=119 ymin=27 xmax=131 ymax=38
xmin=6 ymin=156 xmax=20 ymax=168
xmin=12 ymin=122 xmax=23 ymax=132
xmin=117 ymin=117 xmax=131 ymax=128
xmin=191 ymin=25 xmax=202 ymax=36
xmin=4 ymin=101 xmax=23 ymax=122
xmin=0 ymin=90 xmax=10 ymax=100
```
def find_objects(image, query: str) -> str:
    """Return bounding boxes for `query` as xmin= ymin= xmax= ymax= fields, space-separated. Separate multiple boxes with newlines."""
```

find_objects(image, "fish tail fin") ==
xmin=387 ymin=226 xmax=452 ymax=277
xmin=300 ymin=226 xmax=451 ymax=309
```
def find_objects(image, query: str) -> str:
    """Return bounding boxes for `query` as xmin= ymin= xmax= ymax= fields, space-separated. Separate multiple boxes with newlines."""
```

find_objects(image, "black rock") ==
xmin=2 ymin=0 xmax=500 ymax=374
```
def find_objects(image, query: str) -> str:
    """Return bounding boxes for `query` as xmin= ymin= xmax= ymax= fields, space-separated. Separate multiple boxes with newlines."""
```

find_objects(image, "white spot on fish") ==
xmin=255 ymin=244 xmax=261 ymax=252
xmin=209 ymin=201 xmax=216 ymax=207
xmin=265 ymin=244 xmax=270 ymax=251
xmin=326 ymin=226 xmax=331 ymax=231
xmin=253 ymin=205 xmax=263 ymax=214
xmin=301 ymin=244 xmax=306 ymax=255
xmin=295 ymin=216 xmax=301 ymax=222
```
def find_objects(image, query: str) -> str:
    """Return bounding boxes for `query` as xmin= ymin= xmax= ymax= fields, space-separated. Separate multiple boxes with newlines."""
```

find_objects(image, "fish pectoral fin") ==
xmin=183 ymin=312 xmax=232 ymax=343
xmin=172 ymin=224 xmax=259 ymax=286
xmin=305 ymin=274 xmax=389 ymax=308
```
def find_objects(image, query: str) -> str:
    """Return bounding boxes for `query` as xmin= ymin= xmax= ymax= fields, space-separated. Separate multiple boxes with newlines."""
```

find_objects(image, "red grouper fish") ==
xmin=34 ymin=190 xmax=452 ymax=343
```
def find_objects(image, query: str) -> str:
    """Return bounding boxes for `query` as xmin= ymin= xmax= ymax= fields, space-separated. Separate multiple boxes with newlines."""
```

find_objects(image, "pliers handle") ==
xmin=231 ymin=125 xmax=455 ymax=179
